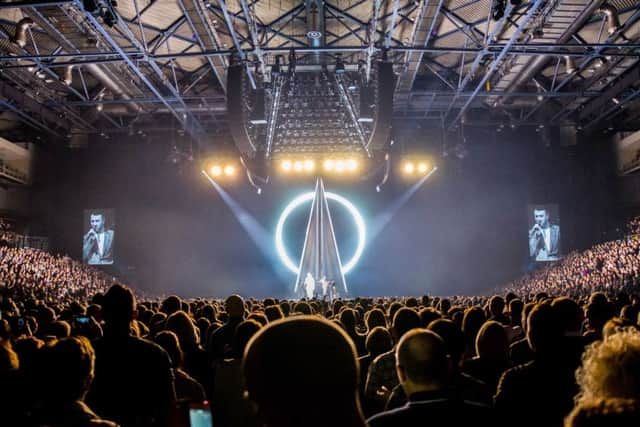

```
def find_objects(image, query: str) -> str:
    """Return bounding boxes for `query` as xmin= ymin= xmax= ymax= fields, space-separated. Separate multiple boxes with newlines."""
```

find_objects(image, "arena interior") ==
xmin=2 ymin=1 xmax=640 ymax=426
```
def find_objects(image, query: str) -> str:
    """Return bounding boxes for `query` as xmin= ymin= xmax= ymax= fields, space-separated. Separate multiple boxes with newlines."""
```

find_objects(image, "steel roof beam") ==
xmin=584 ymin=86 xmax=640 ymax=131
xmin=178 ymin=0 xmax=227 ymax=93
xmin=522 ymin=7 xmax=640 ymax=123
xmin=24 ymin=6 xmax=140 ymax=121
xmin=79 ymin=5 xmax=205 ymax=139
xmin=442 ymin=0 xmax=518 ymax=120
xmin=0 ymin=79 xmax=70 ymax=137
xmin=324 ymin=2 xmax=405 ymax=46
xmin=365 ymin=0 xmax=381 ymax=82
xmin=0 ymin=0 xmax=72 ymax=9
xmin=4 ymin=43 xmax=640 ymax=66
xmin=239 ymin=0 xmax=266 ymax=79
xmin=396 ymin=0 xmax=444 ymax=92
xmin=447 ymin=0 xmax=546 ymax=129
xmin=216 ymin=0 xmax=255 ymax=88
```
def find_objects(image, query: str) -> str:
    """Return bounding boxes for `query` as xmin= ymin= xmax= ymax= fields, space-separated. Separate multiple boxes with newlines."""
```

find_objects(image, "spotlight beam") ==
xmin=202 ymin=171 xmax=290 ymax=282
xmin=369 ymin=166 xmax=437 ymax=242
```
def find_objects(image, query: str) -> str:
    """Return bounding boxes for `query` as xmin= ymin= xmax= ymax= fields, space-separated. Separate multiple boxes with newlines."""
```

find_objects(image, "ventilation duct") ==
xmin=63 ymin=65 xmax=74 ymax=86
xmin=564 ymin=55 xmax=576 ymax=74
xmin=11 ymin=17 xmax=34 ymax=48
xmin=24 ymin=9 xmax=142 ymax=114
xmin=600 ymin=5 xmax=621 ymax=35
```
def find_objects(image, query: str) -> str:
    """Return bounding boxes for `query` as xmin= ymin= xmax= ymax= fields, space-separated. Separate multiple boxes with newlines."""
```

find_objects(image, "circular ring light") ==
xmin=275 ymin=192 xmax=366 ymax=275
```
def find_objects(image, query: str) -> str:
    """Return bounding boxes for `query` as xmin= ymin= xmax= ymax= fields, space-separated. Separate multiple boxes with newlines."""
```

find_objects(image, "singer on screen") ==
xmin=83 ymin=212 xmax=114 ymax=265
xmin=529 ymin=207 xmax=560 ymax=262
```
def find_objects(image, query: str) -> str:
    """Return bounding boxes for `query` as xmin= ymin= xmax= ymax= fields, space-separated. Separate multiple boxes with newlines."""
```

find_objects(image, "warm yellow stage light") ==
xmin=293 ymin=161 xmax=304 ymax=172
xmin=281 ymin=159 xmax=292 ymax=172
xmin=304 ymin=159 xmax=315 ymax=172
xmin=403 ymin=162 xmax=415 ymax=174
xmin=335 ymin=160 xmax=346 ymax=172
xmin=224 ymin=165 xmax=235 ymax=176
xmin=346 ymin=158 xmax=358 ymax=171
xmin=210 ymin=165 xmax=222 ymax=176
xmin=417 ymin=162 xmax=429 ymax=173
xmin=324 ymin=159 xmax=335 ymax=171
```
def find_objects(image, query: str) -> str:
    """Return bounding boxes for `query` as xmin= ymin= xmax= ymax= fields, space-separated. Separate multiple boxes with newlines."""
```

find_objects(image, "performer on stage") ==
xmin=328 ymin=280 xmax=338 ymax=300
xmin=304 ymin=273 xmax=316 ymax=299
xmin=319 ymin=276 xmax=330 ymax=299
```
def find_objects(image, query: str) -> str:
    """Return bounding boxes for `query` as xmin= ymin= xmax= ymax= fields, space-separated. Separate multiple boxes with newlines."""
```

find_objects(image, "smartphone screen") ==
xmin=75 ymin=316 xmax=90 ymax=325
xmin=189 ymin=407 xmax=212 ymax=427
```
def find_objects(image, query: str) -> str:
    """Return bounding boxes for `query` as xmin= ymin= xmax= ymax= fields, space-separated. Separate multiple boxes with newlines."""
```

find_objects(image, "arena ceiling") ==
xmin=0 ymin=0 xmax=639 ymax=144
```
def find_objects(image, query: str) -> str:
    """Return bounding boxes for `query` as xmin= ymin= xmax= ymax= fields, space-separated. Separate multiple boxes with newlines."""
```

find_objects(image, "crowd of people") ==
xmin=0 ymin=246 xmax=114 ymax=303
xmin=1 ymin=220 xmax=640 ymax=426
xmin=1 ymin=285 xmax=639 ymax=426
xmin=504 ymin=222 xmax=640 ymax=299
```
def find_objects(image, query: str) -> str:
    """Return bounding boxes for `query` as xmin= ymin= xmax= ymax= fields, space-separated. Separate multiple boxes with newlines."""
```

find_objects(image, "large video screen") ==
xmin=83 ymin=209 xmax=115 ymax=265
xmin=528 ymin=204 xmax=561 ymax=262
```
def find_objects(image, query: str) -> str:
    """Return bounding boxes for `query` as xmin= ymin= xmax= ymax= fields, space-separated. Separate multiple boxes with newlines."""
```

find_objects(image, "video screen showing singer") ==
xmin=83 ymin=210 xmax=114 ymax=265
xmin=528 ymin=206 xmax=561 ymax=262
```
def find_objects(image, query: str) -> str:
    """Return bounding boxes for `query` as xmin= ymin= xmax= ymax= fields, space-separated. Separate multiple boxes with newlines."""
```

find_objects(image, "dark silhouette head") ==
xmin=552 ymin=297 xmax=584 ymax=333
xmin=160 ymin=295 xmax=182 ymax=316
xmin=365 ymin=326 xmax=392 ymax=358
xmin=475 ymin=320 xmax=508 ymax=362
xmin=43 ymin=336 xmax=95 ymax=402
xmin=243 ymin=316 xmax=365 ymax=427
xmin=365 ymin=308 xmax=387 ymax=330
xmin=396 ymin=329 xmax=450 ymax=395
xmin=225 ymin=295 xmax=245 ymax=320
xmin=391 ymin=308 xmax=421 ymax=344
xmin=165 ymin=310 xmax=199 ymax=350
xmin=154 ymin=330 xmax=183 ymax=369
xmin=419 ymin=307 xmax=442 ymax=328
xmin=264 ymin=305 xmax=284 ymax=322
xmin=231 ymin=319 xmax=261 ymax=358
xmin=101 ymin=284 xmax=136 ymax=334
xmin=527 ymin=303 xmax=563 ymax=355
xmin=428 ymin=318 xmax=465 ymax=367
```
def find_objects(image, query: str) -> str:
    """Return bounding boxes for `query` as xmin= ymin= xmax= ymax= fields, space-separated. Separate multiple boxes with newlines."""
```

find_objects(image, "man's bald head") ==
xmin=396 ymin=329 xmax=449 ymax=387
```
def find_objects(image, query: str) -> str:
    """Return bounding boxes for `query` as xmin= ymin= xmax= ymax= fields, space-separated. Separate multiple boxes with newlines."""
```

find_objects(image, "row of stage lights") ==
xmin=401 ymin=160 xmax=432 ymax=176
xmin=203 ymin=156 xmax=434 ymax=182
xmin=208 ymin=163 xmax=237 ymax=177
xmin=278 ymin=158 xmax=360 ymax=175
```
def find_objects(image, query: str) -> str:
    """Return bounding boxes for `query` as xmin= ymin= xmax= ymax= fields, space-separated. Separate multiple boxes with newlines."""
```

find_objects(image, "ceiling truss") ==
xmin=0 ymin=0 xmax=638 ymax=141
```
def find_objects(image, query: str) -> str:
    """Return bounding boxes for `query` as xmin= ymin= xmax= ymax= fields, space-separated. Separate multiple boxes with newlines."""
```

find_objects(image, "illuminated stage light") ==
xmin=335 ymin=160 xmax=346 ymax=173
xmin=275 ymin=191 xmax=366 ymax=275
xmin=281 ymin=159 xmax=292 ymax=172
xmin=210 ymin=165 xmax=222 ymax=176
xmin=324 ymin=159 xmax=335 ymax=171
xmin=293 ymin=161 xmax=304 ymax=172
xmin=417 ymin=162 xmax=429 ymax=173
xmin=304 ymin=159 xmax=315 ymax=172
xmin=403 ymin=162 xmax=415 ymax=174
xmin=346 ymin=159 xmax=358 ymax=171
xmin=224 ymin=165 xmax=236 ymax=176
